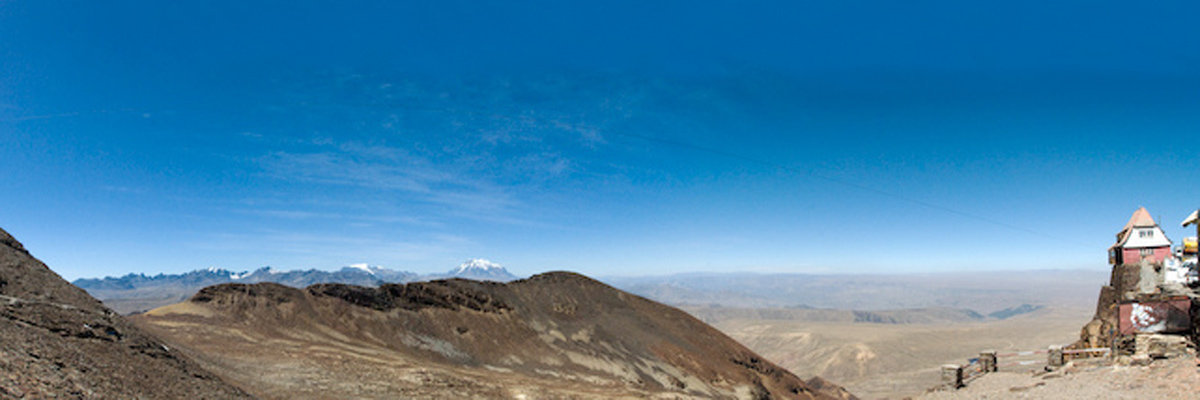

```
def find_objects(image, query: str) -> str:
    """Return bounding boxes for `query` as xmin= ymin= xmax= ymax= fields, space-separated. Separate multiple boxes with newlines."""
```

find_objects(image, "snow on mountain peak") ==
xmin=348 ymin=263 xmax=377 ymax=275
xmin=455 ymin=258 xmax=502 ymax=273
xmin=204 ymin=266 xmax=248 ymax=279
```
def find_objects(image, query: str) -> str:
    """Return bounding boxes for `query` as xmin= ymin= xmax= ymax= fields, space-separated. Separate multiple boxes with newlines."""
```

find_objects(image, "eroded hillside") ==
xmin=132 ymin=273 xmax=848 ymax=399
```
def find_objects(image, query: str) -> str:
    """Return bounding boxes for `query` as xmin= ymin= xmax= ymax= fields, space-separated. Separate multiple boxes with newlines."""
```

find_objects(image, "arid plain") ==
xmin=615 ymin=270 xmax=1106 ymax=399
xmin=695 ymin=305 xmax=1091 ymax=399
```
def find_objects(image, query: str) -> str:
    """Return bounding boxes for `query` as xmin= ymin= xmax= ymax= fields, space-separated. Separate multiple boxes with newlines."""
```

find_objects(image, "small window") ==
xmin=1140 ymin=230 xmax=1154 ymax=238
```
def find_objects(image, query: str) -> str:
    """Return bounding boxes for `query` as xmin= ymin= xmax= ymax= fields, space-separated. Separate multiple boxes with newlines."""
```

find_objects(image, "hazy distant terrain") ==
xmin=604 ymin=270 xmax=1106 ymax=399
xmin=603 ymin=269 xmax=1107 ymax=313
xmin=682 ymin=306 xmax=1035 ymax=326
xmin=709 ymin=305 xmax=1092 ymax=399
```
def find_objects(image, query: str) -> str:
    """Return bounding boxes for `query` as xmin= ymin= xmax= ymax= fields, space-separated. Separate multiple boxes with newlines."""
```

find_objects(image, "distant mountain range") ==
xmin=76 ymin=258 xmax=518 ymax=289
xmin=75 ymin=259 xmax=518 ymax=314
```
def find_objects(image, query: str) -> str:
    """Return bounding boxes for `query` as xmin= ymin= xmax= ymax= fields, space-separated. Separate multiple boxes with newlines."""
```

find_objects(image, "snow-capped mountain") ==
xmin=346 ymin=263 xmax=380 ymax=274
xmin=74 ymin=260 xmax=522 ymax=313
xmin=205 ymin=267 xmax=250 ymax=280
xmin=74 ymin=265 xmax=418 ymax=294
xmin=337 ymin=263 xmax=414 ymax=283
xmin=453 ymin=258 xmax=502 ymax=274
xmin=445 ymin=258 xmax=517 ymax=281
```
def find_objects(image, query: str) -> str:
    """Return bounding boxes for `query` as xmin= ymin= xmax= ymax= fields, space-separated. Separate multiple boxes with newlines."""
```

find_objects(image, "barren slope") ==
xmin=0 ymin=228 xmax=252 ymax=399
xmin=133 ymin=273 xmax=845 ymax=399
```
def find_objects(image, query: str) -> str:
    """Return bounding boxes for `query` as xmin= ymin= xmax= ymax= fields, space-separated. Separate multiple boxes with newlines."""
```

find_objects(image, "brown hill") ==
xmin=132 ymin=272 xmax=846 ymax=399
xmin=0 ymin=228 xmax=252 ymax=399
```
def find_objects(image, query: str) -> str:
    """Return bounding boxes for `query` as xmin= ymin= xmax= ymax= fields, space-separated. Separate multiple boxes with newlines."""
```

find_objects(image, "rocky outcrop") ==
xmin=806 ymin=376 xmax=861 ymax=400
xmin=1078 ymin=261 xmax=1154 ymax=351
xmin=0 ymin=227 xmax=252 ymax=399
xmin=312 ymin=279 xmax=511 ymax=313
xmin=1077 ymin=257 xmax=1200 ymax=361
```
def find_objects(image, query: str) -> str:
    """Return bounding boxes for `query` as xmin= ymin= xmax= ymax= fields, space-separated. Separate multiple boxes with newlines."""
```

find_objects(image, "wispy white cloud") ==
xmin=0 ymin=109 xmax=163 ymax=123
xmin=239 ymin=73 xmax=677 ymax=232
xmin=242 ymin=208 xmax=440 ymax=228
xmin=509 ymin=152 xmax=572 ymax=182
xmin=250 ymin=209 xmax=326 ymax=220
xmin=256 ymin=140 xmax=521 ymax=218
xmin=0 ymin=111 xmax=81 ymax=122
xmin=99 ymin=185 xmax=149 ymax=194
xmin=193 ymin=229 xmax=475 ymax=269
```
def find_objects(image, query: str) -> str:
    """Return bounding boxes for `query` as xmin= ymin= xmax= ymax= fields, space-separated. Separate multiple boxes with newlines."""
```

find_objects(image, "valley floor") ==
xmin=696 ymin=306 xmax=1094 ymax=399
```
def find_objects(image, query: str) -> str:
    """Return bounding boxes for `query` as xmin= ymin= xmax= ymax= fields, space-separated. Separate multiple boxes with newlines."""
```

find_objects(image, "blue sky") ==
xmin=2 ymin=1 xmax=1199 ymax=280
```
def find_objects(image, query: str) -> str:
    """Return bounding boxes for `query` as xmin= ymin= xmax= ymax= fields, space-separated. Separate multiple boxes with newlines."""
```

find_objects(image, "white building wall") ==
xmin=1123 ymin=227 xmax=1171 ymax=248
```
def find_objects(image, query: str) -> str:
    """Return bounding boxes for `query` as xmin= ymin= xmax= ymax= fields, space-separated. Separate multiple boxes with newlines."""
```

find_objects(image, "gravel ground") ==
xmin=918 ymin=357 xmax=1200 ymax=400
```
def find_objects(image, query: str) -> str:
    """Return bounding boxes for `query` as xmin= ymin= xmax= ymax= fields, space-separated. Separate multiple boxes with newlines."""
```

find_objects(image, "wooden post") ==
xmin=979 ymin=350 xmax=997 ymax=372
xmin=1048 ymin=345 xmax=1064 ymax=367
xmin=941 ymin=364 xmax=963 ymax=389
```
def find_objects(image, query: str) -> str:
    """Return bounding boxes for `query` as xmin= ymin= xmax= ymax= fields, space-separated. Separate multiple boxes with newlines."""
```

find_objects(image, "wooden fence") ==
xmin=940 ymin=345 xmax=1111 ymax=389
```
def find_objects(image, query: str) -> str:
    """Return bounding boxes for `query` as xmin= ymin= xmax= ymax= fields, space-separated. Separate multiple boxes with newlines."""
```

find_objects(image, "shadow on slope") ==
xmin=134 ymin=272 xmax=853 ymax=399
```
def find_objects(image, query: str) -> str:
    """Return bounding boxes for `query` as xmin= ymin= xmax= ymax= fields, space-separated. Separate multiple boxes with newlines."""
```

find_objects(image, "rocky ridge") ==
xmin=134 ymin=271 xmax=852 ymax=399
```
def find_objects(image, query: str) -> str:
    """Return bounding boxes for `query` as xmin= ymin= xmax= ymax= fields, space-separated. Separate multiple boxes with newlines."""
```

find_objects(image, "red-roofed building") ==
xmin=1109 ymin=207 xmax=1172 ymax=265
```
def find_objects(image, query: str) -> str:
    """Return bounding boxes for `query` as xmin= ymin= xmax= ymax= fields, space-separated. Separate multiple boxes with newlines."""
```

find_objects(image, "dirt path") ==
xmin=919 ymin=357 xmax=1200 ymax=399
